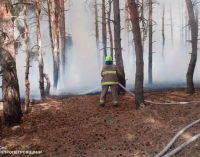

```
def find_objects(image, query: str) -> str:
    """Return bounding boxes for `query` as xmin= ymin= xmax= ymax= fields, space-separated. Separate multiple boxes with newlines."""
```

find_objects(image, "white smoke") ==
xmin=1 ymin=0 xmax=199 ymax=99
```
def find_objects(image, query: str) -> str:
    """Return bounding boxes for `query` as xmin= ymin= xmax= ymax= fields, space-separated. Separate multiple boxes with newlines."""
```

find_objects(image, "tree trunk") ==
xmin=102 ymin=0 xmax=107 ymax=65
xmin=0 ymin=116 xmax=1 ymax=139
xmin=54 ymin=0 xmax=60 ymax=82
xmin=59 ymin=0 xmax=66 ymax=77
xmin=43 ymin=73 xmax=51 ymax=96
xmin=113 ymin=0 xmax=126 ymax=90
xmin=108 ymin=0 xmax=113 ymax=58
xmin=47 ymin=0 xmax=54 ymax=52
xmin=188 ymin=24 xmax=191 ymax=50
xmin=182 ymin=1 xmax=184 ymax=49
xmin=148 ymin=0 xmax=153 ymax=84
xmin=185 ymin=11 xmax=188 ymax=49
xmin=47 ymin=0 xmax=59 ymax=89
xmin=128 ymin=0 xmax=144 ymax=109
xmin=185 ymin=0 xmax=198 ymax=94
xmin=196 ymin=9 xmax=198 ymax=36
xmin=125 ymin=0 xmax=130 ymax=63
xmin=141 ymin=0 xmax=145 ymax=49
xmin=179 ymin=1 xmax=181 ymax=48
xmin=136 ymin=0 xmax=139 ymax=12
xmin=170 ymin=0 xmax=173 ymax=48
xmin=95 ymin=0 xmax=101 ymax=70
xmin=162 ymin=0 xmax=165 ymax=61
xmin=33 ymin=0 xmax=46 ymax=100
xmin=23 ymin=0 xmax=30 ymax=114
xmin=0 ymin=1 xmax=22 ymax=126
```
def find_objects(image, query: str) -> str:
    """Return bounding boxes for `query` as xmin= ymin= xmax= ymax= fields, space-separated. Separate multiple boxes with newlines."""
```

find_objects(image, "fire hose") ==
xmin=118 ymin=83 xmax=199 ymax=105
xmin=118 ymin=83 xmax=200 ymax=157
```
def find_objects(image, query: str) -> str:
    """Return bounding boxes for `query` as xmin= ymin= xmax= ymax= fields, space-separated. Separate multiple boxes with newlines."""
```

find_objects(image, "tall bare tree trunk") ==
xmin=125 ymin=0 xmax=130 ymax=63
xmin=148 ymin=0 xmax=153 ymax=84
xmin=95 ymin=0 xmax=101 ymax=70
xmin=179 ymin=1 xmax=182 ymax=48
xmin=141 ymin=0 xmax=145 ymax=49
xmin=47 ymin=0 xmax=59 ymax=89
xmin=33 ymin=0 xmax=46 ymax=100
xmin=188 ymin=24 xmax=191 ymax=50
xmin=162 ymin=0 xmax=165 ymax=60
xmin=0 ymin=1 xmax=22 ymax=126
xmin=23 ymin=0 xmax=30 ymax=113
xmin=182 ymin=1 xmax=184 ymax=49
xmin=185 ymin=0 xmax=198 ymax=94
xmin=185 ymin=11 xmax=188 ymax=49
xmin=170 ymin=0 xmax=173 ymax=48
xmin=196 ymin=9 xmax=198 ymax=38
xmin=59 ymin=0 xmax=66 ymax=77
xmin=128 ymin=0 xmax=144 ymax=109
xmin=47 ymin=0 xmax=54 ymax=52
xmin=196 ymin=9 xmax=198 ymax=53
xmin=102 ymin=0 xmax=107 ymax=65
xmin=54 ymin=0 xmax=60 ymax=82
xmin=108 ymin=0 xmax=113 ymax=58
xmin=113 ymin=0 xmax=126 ymax=90
xmin=0 ymin=117 xmax=1 ymax=138
xmin=125 ymin=0 xmax=129 ymax=39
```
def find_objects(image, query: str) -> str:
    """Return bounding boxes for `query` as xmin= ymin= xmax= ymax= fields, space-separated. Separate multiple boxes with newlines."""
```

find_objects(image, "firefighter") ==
xmin=99 ymin=56 xmax=119 ymax=107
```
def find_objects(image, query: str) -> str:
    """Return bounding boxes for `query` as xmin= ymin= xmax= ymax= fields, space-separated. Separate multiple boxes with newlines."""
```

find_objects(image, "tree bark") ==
xmin=188 ymin=24 xmax=191 ymax=50
xmin=0 ymin=116 xmax=1 ymax=139
xmin=141 ymin=0 xmax=145 ymax=49
xmin=162 ymin=0 xmax=165 ymax=61
xmin=59 ymin=0 xmax=66 ymax=77
xmin=185 ymin=0 xmax=198 ymax=94
xmin=179 ymin=1 xmax=181 ymax=48
xmin=43 ymin=73 xmax=51 ymax=96
xmin=47 ymin=0 xmax=54 ymax=52
xmin=148 ymin=0 xmax=153 ymax=84
xmin=47 ymin=0 xmax=59 ymax=89
xmin=23 ymin=0 xmax=30 ymax=114
xmin=95 ymin=0 xmax=100 ymax=70
xmin=33 ymin=0 xmax=46 ymax=100
xmin=170 ymin=0 xmax=173 ymax=48
xmin=0 ymin=1 xmax=22 ymax=126
xmin=54 ymin=0 xmax=60 ymax=82
xmin=128 ymin=0 xmax=144 ymax=109
xmin=102 ymin=0 xmax=107 ymax=65
xmin=107 ymin=0 xmax=113 ymax=58
xmin=113 ymin=0 xmax=126 ymax=90
xmin=182 ymin=1 xmax=184 ymax=49
xmin=125 ymin=0 xmax=130 ymax=62
xmin=196 ymin=9 xmax=198 ymax=36
xmin=185 ymin=11 xmax=188 ymax=49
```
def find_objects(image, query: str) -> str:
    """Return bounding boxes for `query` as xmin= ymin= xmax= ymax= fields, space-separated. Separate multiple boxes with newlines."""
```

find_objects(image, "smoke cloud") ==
xmin=0 ymin=0 xmax=199 ymax=99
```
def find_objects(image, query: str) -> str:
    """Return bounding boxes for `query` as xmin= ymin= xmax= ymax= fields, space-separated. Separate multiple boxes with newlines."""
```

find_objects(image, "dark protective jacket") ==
xmin=101 ymin=64 xmax=119 ymax=85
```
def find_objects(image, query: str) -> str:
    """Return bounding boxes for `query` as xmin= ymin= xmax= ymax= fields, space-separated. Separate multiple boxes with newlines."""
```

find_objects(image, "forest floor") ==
xmin=1 ymin=90 xmax=200 ymax=157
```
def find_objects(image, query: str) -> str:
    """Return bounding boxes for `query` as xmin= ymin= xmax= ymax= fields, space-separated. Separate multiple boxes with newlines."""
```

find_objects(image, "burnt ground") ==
xmin=1 ymin=90 xmax=200 ymax=157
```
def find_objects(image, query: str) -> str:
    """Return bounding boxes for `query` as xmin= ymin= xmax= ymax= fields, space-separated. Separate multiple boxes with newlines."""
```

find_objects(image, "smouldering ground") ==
xmin=1 ymin=90 xmax=200 ymax=157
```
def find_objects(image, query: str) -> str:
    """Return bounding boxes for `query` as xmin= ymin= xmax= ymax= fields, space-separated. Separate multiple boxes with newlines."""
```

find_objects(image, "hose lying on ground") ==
xmin=119 ymin=83 xmax=200 ymax=105
xmin=162 ymin=133 xmax=200 ymax=157
xmin=118 ymin=83 xmax=200 ymax=157
xmin=154 ymin=119 xmax=200 ymax=157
